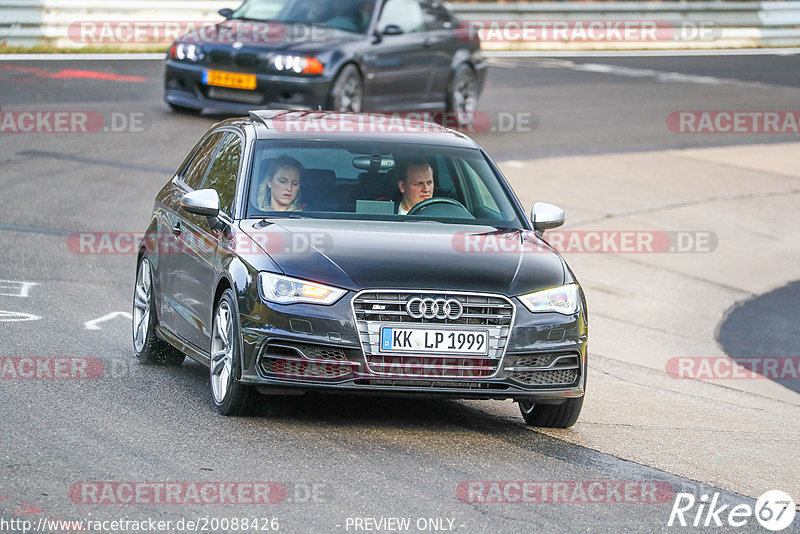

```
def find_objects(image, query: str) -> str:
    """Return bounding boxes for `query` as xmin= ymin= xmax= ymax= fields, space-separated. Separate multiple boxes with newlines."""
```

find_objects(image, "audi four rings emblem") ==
xmin=406 ymin=297 xmax=463 ymax=320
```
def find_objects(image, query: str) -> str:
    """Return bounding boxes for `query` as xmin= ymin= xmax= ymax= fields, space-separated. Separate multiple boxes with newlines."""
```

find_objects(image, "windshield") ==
xmin=233 ymin=0 xmax=375 ymax=33
xmin=245 ymin=139 xmax=525 ymax=228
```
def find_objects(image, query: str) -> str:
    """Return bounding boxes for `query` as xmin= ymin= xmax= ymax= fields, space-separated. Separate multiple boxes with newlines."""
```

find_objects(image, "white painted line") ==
xmin=489 ymin=57 xmax=768 ymax=88
xmin=484 ymin=48 xmax=800 ymax=58
xmin=0 ymin=53 xmax=164 ymax=61
xmin=85 ymin=311 xmax=132 ymax=330
xmin=0 ymin=280 xmax=38 ymax=298
xmin=0 ymin=310 xmax=41 ymax=322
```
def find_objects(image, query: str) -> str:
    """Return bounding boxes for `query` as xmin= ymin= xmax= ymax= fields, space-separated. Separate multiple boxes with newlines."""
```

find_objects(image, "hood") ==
xmin=186 ymin=21 xmax=360 ymax=53
xmin=238 ymin=219 xmax=566 ymax=295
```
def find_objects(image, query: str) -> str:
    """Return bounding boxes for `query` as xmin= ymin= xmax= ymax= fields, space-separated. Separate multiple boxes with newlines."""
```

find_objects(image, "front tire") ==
xmin=518 ymin=397 xmax=584 ymax=428
xmin=210 ymin=289 xmax=260 ymax=416
xmin=132 ymin=256 xmax=185 ymax=366
xmin=329 ymin=64 xmax=363 ymax=112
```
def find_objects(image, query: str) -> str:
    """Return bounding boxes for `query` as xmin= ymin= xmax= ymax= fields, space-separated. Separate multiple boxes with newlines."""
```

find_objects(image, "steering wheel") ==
xmin=406 ymin=197 xmax=473 ymax=218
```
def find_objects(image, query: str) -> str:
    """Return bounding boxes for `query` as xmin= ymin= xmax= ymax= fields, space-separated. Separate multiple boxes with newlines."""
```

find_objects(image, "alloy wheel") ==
xmin=132 ymin=258 xmax=152 ymax=353
xmin=210 ymin=300 xmax=234 ymax=403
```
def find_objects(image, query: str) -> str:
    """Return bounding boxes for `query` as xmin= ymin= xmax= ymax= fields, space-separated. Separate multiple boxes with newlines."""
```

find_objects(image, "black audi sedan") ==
xmin=133 ymin=111 xmax=587 ymax=427
xmin=164 ymin=0 xmax=485 ymax=119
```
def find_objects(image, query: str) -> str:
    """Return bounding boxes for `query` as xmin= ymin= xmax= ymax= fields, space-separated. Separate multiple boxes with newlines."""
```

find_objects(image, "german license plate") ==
xmin=203 ymin=69 xmax=257 ymax=90
xmin=380 ymin=327 xmax=489 ymax=355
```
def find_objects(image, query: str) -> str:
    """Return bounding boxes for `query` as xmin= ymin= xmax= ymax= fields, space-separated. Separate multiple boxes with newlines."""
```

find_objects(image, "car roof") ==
xmin=245 ymin=110 xmax=482 ymax=149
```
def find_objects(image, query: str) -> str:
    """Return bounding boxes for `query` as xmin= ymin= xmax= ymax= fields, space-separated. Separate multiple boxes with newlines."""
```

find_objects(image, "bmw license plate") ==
xmin=203 ymin=69 xmax=257 ymax=90
xmin=380 ymin=327 xmax=489 ymax=356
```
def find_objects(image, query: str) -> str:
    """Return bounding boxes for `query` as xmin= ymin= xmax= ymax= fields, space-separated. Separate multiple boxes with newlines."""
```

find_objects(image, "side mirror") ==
xmin=218 ymin=8 xmax=234 ymax=19
xmin=531 ymin=202 xmax=565 ymax=232
xmin=381 ymin=24 xmax=404 ymax=36
xmin=181 ymin=189 xmax=220 ymax=217
xmin=181 ymin=189 xmax=232 ymax=230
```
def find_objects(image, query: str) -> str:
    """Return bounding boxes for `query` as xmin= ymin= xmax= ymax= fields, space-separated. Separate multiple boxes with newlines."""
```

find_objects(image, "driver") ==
xmin=396 ymin=157 xmax=434 ymax=215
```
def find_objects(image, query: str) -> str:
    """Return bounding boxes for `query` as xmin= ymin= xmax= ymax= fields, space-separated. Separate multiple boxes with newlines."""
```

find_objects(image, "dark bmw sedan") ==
xmin=133 ymin=111 xmax=587 ymax=427
xmin=164 ymin=0 xmax=485 ymax=119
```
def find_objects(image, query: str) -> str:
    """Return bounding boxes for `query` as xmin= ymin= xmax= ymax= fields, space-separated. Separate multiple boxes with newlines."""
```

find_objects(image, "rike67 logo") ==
xmin=668 ymin=490 xmax=796 ymax=531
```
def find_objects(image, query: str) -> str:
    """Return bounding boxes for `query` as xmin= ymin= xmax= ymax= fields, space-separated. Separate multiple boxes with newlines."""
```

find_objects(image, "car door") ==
xmin=157 ymin=131 xmax=224 ymax=337
xmin=168 ymin=131 xmax=243 ymax=351
xmin=364 ymin=0 xmax=433 ymax=109
xmin=419 ymin=0 xmax=459 ymax=104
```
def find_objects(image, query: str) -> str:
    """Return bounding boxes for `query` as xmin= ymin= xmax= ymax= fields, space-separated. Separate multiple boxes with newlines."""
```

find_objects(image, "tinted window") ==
xmin=182 ymin=132 xmax=224 ymax=190
xmin=420 ymin=0 xmax=452 ymax=31
xmin=378 ymin=0 xmax=424 ymax=34
xmin=246 ymin=138 xmax=524 ymax=228
xmin=204 ymin=133 xmax=242 ymax=216
xmin=234 ymin=0 xmax=375 ymax=33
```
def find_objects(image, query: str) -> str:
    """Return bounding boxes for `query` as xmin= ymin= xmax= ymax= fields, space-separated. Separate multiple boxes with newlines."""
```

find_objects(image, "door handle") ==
xmin=172 ymin=219 xmax=182 ymax=235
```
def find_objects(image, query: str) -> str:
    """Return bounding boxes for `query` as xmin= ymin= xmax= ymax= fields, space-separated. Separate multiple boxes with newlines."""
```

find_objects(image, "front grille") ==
xmin=235 ymin=52 xmax=259 ymax=68
xmin=208 ymin=49 xmax=232 ymax=66
xmin=261 ymin=357 xmax=352 ymax=379
xmin=299 ymin=345 xmax=348 ymax=361
xmin=353 ymin=291 xmax=514 ymax=379
xmin=514 ymin=354 xmax=552 ymax=368
xmin=206 ymin=86 xmax=264 ymax=105
xmin=505 ymin=352 xmax=581 ymax=386
xmin=355 ymin=379 xmax=508 ymax=390
xmin=508 ymin=369 xmax=579 ymax=385
xmin=257 ymin=341 xmax=358 ymax=381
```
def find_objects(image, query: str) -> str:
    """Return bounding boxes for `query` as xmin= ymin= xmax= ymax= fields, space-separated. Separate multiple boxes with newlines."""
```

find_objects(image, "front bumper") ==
xmin=165 ymin=61 xmax=331 ymax=113
xmin=238 ymin=289 xmax=587 ymax=402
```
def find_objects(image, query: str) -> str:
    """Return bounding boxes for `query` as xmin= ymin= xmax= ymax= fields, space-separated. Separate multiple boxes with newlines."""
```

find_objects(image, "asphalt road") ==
xmin=1 ymin=53 xmax=798 ymax=533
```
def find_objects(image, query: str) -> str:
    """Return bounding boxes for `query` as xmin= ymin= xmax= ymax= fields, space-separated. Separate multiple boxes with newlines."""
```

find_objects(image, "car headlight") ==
xmin=270 ymin=55 xmax=324 ymax=74
xmin=518 ymin=284 xmax=580 ymax=315
xmin=258 ymin=272 xmax=345 ymax=305
xmin=169 ymin=43 xmax=204 ymax=62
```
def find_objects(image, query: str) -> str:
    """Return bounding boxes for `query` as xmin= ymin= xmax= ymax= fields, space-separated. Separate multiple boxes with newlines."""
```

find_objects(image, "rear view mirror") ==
xmin=531 ymin=202 xmax=565 ymax=232
xmin=353 ymin=155 xmax=395 ymax=171
xmin=219 ymin=8 xmax=234 ymax=19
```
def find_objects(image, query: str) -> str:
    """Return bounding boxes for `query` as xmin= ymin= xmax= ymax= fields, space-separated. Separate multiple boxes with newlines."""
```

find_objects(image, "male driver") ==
xmin=396 ymin=158 xmax=434 ymax=215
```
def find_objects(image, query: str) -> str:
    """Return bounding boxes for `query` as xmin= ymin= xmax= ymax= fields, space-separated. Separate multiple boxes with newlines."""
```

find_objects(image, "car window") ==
xmin=463 ymin=161 xmax=500 ymax=212
xmin=233 ymin=0 xmax=285 ymax=20
xmin=433 ymin=154 xmax=455 ymax=195
xmin=246 ymin=139 xmax=523 ymax=227
xmin=182 ymin=132 xmax=224 ymax=190
xmin=203 ymin=133 xmax=242 ymax=216
xmin=378 ymin=0 xmax=425 ymax=34
xmin=235 ymin=0 xmax=375 ymax=33
xmin=420 ymin=0 xmax=453 ymax=31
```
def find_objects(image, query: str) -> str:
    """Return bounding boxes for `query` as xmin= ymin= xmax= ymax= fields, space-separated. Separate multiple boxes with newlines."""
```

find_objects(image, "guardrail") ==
xmin=1 ymin=1 xmax=799 ymax=50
